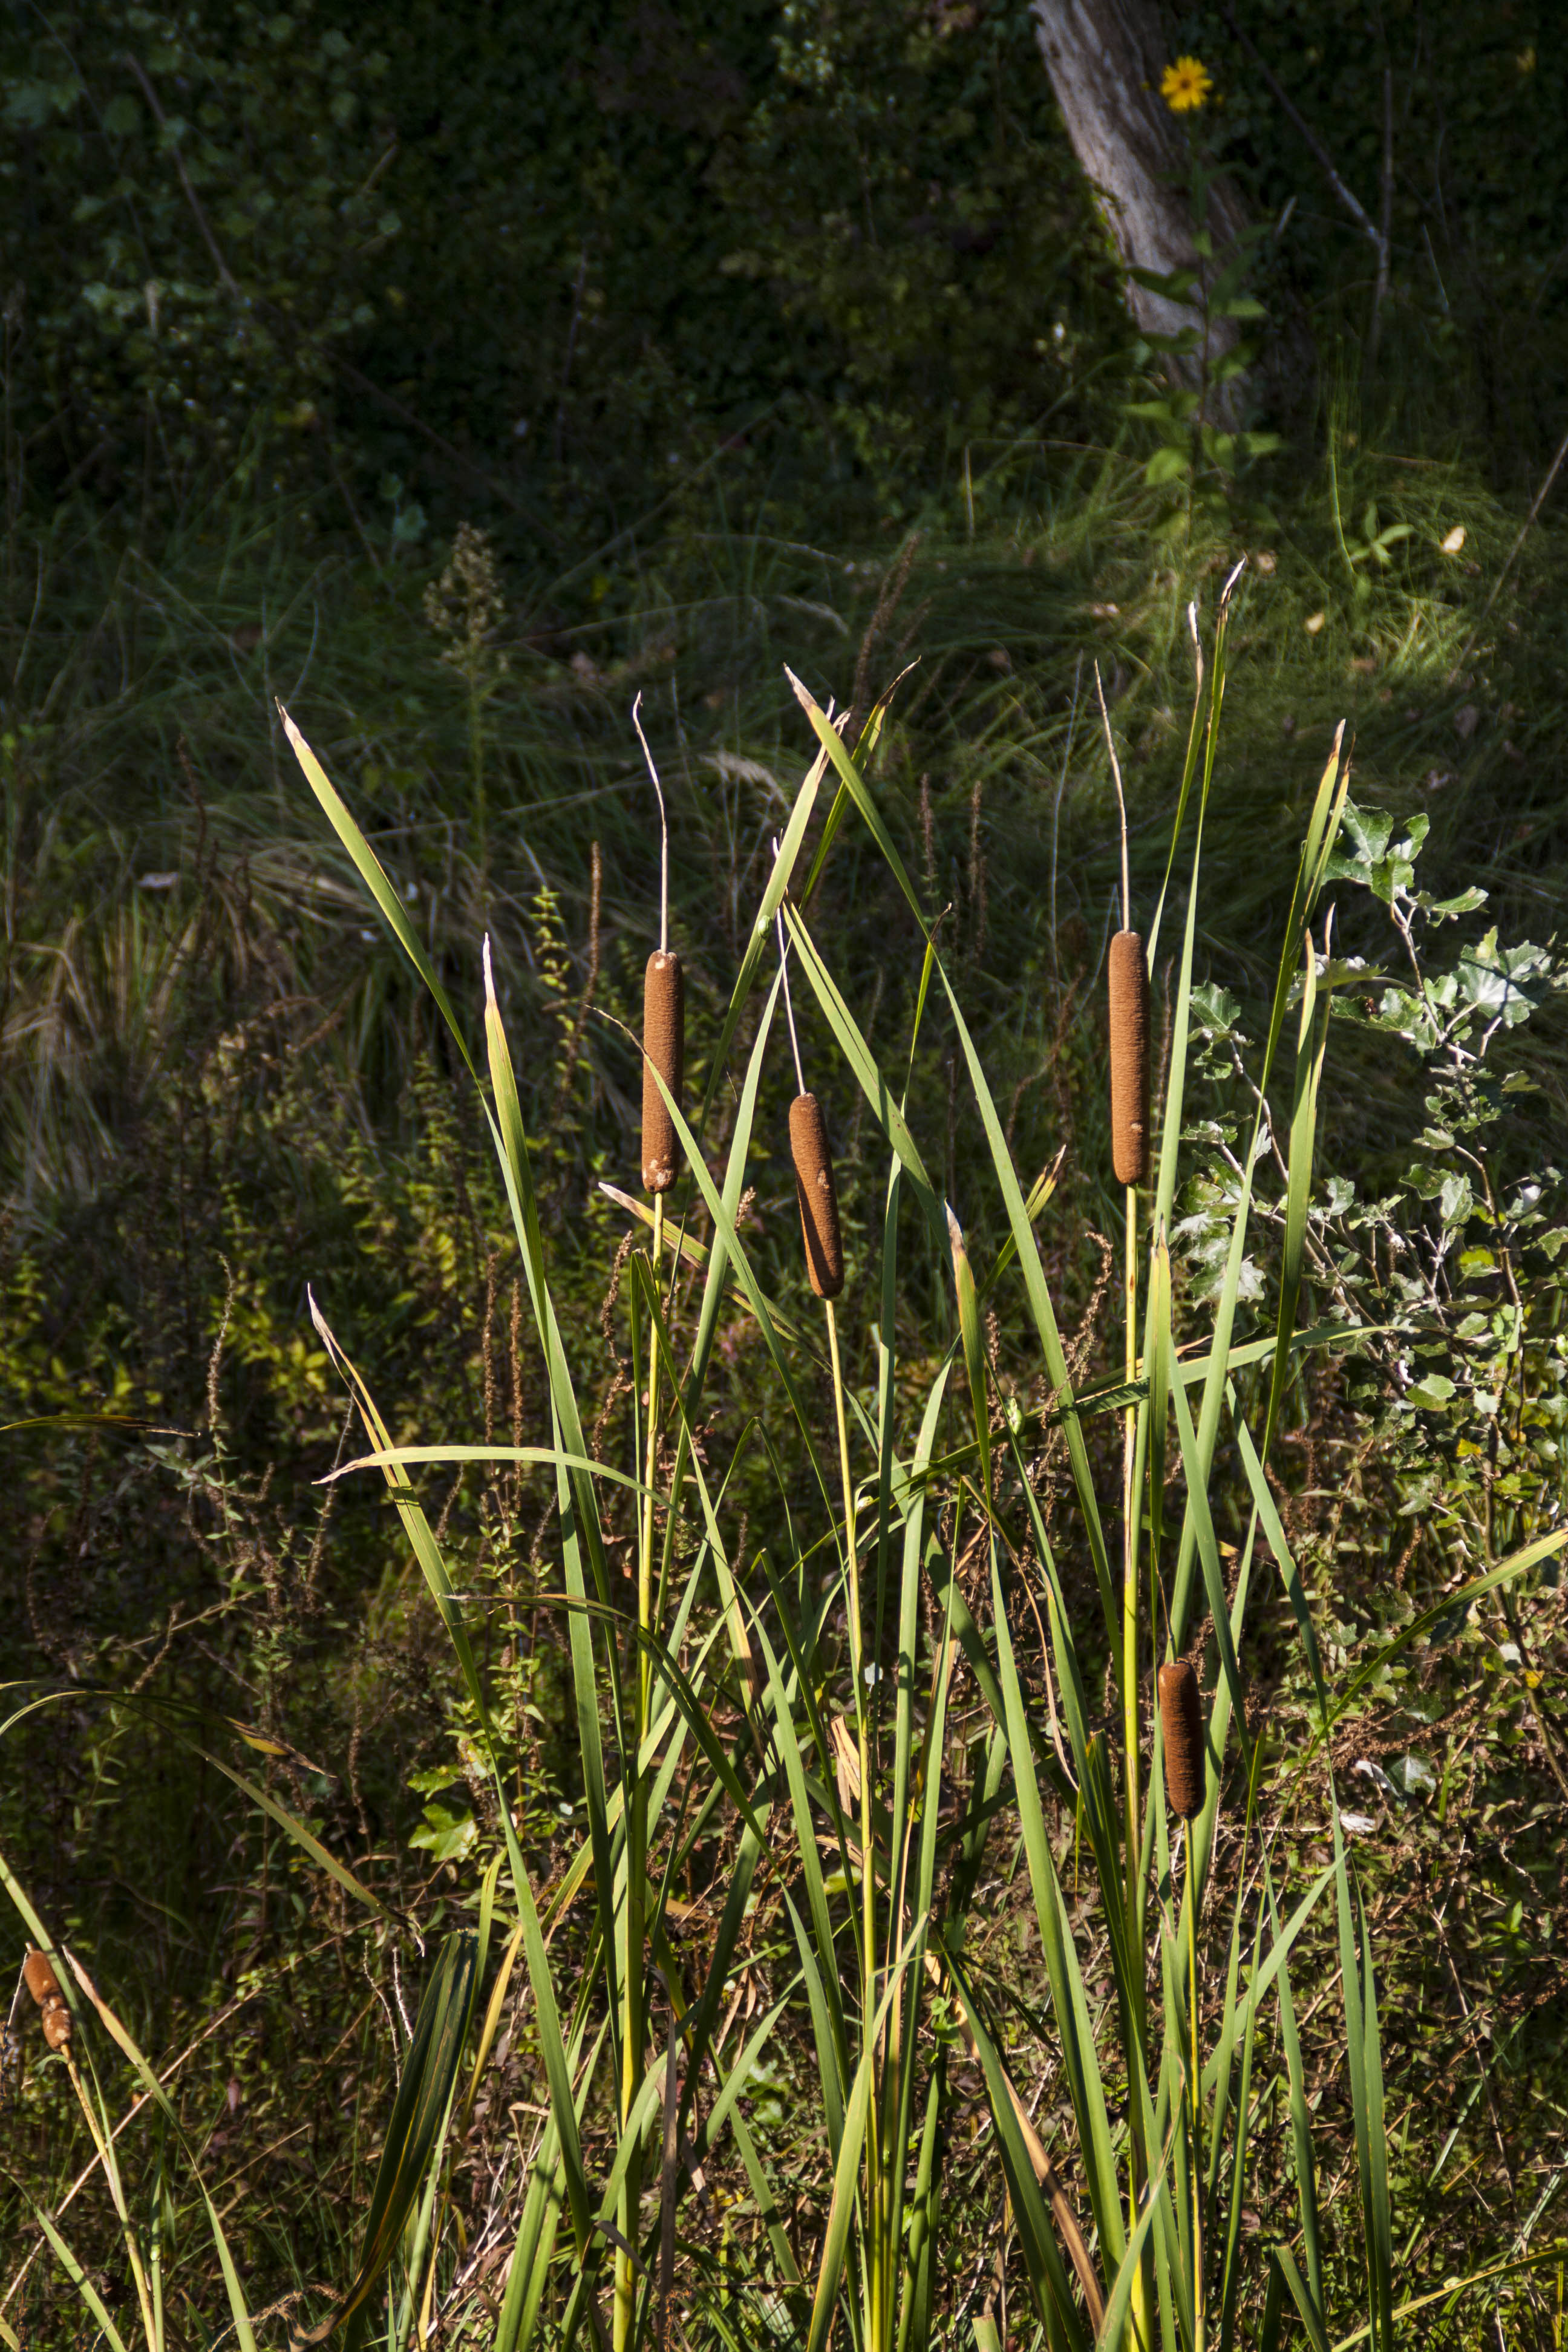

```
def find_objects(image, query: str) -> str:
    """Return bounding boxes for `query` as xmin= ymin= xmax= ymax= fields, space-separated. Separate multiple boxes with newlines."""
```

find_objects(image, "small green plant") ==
xmin=1125 ymin=162 xmax=1282 ymax=533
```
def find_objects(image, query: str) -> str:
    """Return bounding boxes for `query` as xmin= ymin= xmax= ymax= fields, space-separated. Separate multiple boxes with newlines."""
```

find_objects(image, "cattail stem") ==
xmin=826 ymin=1296 xmax=881 ymax=2326
xmin=639 ymin=1192 xmax=663 ymax=1719
xmin=1096 ymin=660 xmax=1131 ymax=932
xmin=1187 ymin=1824 xmax=1205 ymax=2352
xmin=630 ymin=690 xmax=668 ymax=954
xmin=619 ymin=1194 xmax=664 ymax=2352
xmin=1122 ymin=1189 xmax=1140 ymax=1896
xmin=774 ymin=872 xmax=808 ymax=1096
xmin=62 ymin=2045 xmax=158 ymax=2352
xmin=1122 ymin=1184 xmax=1150 ymax=2352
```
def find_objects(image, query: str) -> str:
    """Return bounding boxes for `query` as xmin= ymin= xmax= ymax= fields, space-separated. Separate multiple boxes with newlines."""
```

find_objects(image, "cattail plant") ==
xmin=278 ymin=603 xmax=1429 ymax=2352
xmin=633 ymin=692 xmax=684 ymax=1197
xmin=1097 ymin=661 xmax=1156 ymax=2352
xmin=624 ymin=690 xmax=688 ymax=2352
xmin=776 ymin=881 xmax=878 ymax=2252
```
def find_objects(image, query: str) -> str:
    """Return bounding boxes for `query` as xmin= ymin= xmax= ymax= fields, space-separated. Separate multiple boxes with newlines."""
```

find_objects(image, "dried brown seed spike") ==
xmin=641 ymin=949 xmax=685 ymax=1194
xmin=1158 ymin=1661 xmax=1206 ymax=1820
xmin=1108 ymin=929 xmax=1150 ymax=1186
xmin=789 ymin=1092 xmax=844 ymax=1300
xmin=23 ymin=1947 xmax=62 ymax=2009
xmin=41 ymin=2005 xmax=72 ymax=2050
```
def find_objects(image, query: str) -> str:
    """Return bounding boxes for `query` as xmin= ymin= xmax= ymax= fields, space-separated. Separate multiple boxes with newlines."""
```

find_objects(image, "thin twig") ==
xmin=1094 ymin=662 xmax=1131 ymax=932
xmin=772 ymin=838 xmax=808 ymax=1094
xmin=630 ymin=692 xmax=670 ymax=955
xmin=1221 ymin=8 xmax=1385 ymax=261
xmin=1451 ymin=423 xmax=1568 ymax=678
xmin=1367 ymin=66 xmax=1394 ymax=370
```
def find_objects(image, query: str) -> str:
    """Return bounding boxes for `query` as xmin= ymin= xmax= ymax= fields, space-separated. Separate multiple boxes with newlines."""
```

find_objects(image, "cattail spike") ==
xmin=789 ymin=1092 xmax=844 ymax=1299
xmin=22 ymin=1949 xmax=61 ymax=2008
xmin=23 ymin=1945 xmax=71 ymax=2050
xmin=1108 ymin=930 xmax=1150 ymax=1186
xmin=641 ymin=950 xmax=685 ymax=1194
xmin=1158 ymin=1661 xmax=1207 ymax=1820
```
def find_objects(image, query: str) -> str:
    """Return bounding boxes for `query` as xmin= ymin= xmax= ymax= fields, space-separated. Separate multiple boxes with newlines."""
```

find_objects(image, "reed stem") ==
xmin=617 ymin=1189 xmax=664 ymax=2352
xmin=65 ymin=2049 xmax=158 ymax=2352
xmin=1187 ymin=1823 xmax=1205 ymax=2352
xmin=1123 ymin=1182 xmax=1151 ymax=2352
xmin=826 ymin=1295 xmax=882 ymax=2345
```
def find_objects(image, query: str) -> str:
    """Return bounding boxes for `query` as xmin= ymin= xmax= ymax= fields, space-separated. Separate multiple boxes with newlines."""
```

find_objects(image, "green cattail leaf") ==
xmin=1216 ymin=1869 xmax=1268 ymax=2352
xmin=935 ymin=1935 xmax=1094 ymax=2352
xmin=782 ymin=906 xmax=946 ymax=1252
xmin=1264 ymin=1863 xmax=1325 ymax=2305
xmin=947 ymin=1206 xmax=990 ymax=1494
xmin=30 ymin=2207 xmax=133 ymax=2352
xmin=803 ymin=1931 xmax=925 ymax=2352
xmin=1165 ymin=719 xmax=1349 ymax=1655
xmin=281 ymin=708 xmax=479 ymax=1081
xmin=1264 ymin=922 xmax=1333 ymax=1457
xmin=333 ymin=1934 xmax=479 ymax=2348
xmin=695 ymin=737 xmax=829 ymax=1138
xmin=1271 ymin=2245 xmax=1331 ymax=2352
xmin=986 ymin=1547 xmax=1125 ymax=2269
xmin=638 ymin=1039 xmax=837 ymax=1513
xmin=936 ymin=962 xmax=1119 ymax=1655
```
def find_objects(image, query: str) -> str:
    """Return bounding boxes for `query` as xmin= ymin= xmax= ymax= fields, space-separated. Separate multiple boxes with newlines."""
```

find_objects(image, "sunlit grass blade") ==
xmin=322 ymin=1933 xmax=478 ymax=2350
xmin=282 ymin=708 xmax=479 ymax=1077
xmin=987 ymin=1547 xmax=1124 ymax=2272
xmin=1215 ymin=1881 xmax=1266 ymax=2352
xmin=936 ymin=1935 xmax=1095 ymax=2352
xmin=1274 ymin=2244 xmax=1333 ymax=2352
xmin=783 ymin=906 xmax=945 ymax=1249
xmin=1263 ymin=922 xmax=1333 ymax=1457
xmin=31 ymin=2207 xmax=133 ymax=2352
xmin=803 ymin=1938 xmax=925 ymax=2352
xmin=1166 ymin=721 xmax=1351 ymax=1637
xmin=1264 ymin=1865 xmax=1325 ymax=2306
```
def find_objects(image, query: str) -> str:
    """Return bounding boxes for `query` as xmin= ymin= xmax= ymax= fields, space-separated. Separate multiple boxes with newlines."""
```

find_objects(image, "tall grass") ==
xmin=5 ymin=454 xmax=1568 ymax=2345
xmin=217 ymin=572 xmax=1563 ymax=2351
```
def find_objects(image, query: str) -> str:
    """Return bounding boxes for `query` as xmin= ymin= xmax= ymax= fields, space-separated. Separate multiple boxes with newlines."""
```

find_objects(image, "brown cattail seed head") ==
xmin=1158 ymin=1661 xmax=1206 ymax=1820
xmin=641 ymin=949 xmax=685 ymax=1194
xmin=789 ymin=1093 xmax=844 ymax=1300
xmin=1108 ymin=930 xmax=1150 ymax=1187
xmin=23 ymin=1947 xmax=62 ymax=2008
xmin=24 ymin=1946 xmax=71 ymax=2050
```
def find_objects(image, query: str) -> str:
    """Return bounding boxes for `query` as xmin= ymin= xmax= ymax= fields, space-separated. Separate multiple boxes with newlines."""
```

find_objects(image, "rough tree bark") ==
xmin=1030 ymin=0 xmax=1250 ymax=398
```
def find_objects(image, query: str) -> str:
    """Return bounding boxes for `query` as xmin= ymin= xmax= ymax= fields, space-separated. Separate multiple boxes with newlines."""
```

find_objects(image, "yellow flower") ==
xmin=1161 ymin=55 xmax=1213 ymax=113
xmin=1517 ymin=45 xmax=1537 ymax=71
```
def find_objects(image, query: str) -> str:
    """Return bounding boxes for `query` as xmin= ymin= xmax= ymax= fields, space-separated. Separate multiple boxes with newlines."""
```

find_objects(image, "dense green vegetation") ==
xmin=3 ymin=2 xmax=1568 ymax=2347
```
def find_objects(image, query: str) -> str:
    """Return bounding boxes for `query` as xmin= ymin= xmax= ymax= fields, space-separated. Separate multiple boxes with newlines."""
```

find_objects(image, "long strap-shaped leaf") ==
xmin=987 ymin=1547 xmax=1126 ymax=2272
xmin=1168 ymin=725 xmax=1350 ymax=1650
xmin=935 ymin=1932 xmax=1094 ymax=2352
xmin=1263 ymin=921 xmax=1333 ymax=1457
xmin=804 ymin=1924 xmax=929 ymax=2352
xmin=786 ymin=668 xmax=1120 ymax=1647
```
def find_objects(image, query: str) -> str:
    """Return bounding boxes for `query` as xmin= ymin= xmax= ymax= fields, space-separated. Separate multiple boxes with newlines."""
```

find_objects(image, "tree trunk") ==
xmin=1030 ymin=0 xmax=1249 ymax=399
